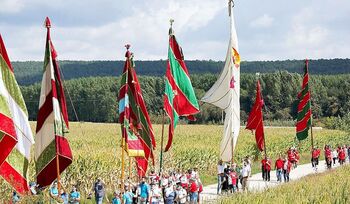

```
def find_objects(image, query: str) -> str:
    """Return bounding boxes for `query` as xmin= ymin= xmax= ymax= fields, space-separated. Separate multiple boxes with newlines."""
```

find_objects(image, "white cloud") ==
xmin=1 ymin=0 xmax=227 ymax=61
xmin=287 ymin=24 xmax=329 ymax=48
xmin=250 ymin=14 xmax=274 ymax=28
xmin=1 ymin=0 xmax=350 ymax=61
xmin=284 ymin=7 xmax=332 ymax=59
xmin=0 ymin=0 xmax=25 ymax=14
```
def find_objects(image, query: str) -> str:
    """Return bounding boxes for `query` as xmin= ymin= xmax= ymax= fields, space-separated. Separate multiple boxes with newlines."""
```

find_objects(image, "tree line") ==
xmin=20 ymin=72 xmax=350 ymax=124
xmin=13 ymin=58 xmax=350 ymax=85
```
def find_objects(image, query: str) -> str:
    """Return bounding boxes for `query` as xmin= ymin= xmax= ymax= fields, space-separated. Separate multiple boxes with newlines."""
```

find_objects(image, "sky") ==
xmin=0 ymin=0 xmax=349 ymax=61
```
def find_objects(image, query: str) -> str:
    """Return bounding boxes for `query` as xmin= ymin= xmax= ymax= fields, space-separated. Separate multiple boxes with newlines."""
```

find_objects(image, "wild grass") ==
xmin=219 ymin=165 xmax=350 ymax=204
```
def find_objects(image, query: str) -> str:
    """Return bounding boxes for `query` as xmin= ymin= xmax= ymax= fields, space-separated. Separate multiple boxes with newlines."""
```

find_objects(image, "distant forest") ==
xmin=20 ymin=72 xmax=350 ymax=124
xmin=13 ymin=58 xmax=350 ymax=85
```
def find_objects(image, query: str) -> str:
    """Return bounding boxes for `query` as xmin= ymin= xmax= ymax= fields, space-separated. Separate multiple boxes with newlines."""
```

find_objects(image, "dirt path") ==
xmin=200 ymin=160 xmax=346 ymax=203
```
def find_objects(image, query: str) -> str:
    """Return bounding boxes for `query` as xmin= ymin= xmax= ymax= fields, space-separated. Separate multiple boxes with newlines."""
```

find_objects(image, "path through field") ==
xmin=201 ymin=160 xmax=346 ymax=203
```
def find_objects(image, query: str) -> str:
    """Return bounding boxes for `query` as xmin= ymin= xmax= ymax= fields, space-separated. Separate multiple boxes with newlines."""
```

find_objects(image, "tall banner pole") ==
xmin=121 ymin=138 xmax=125 ymax=189
xmin=120 ymin=44 xmax=130 ymax=190
xmin=231 ymin=133 xmax=234 ymax=165
xmin=46 ymin=19 xmax=62 ymax=194
xmin=128 ymin=157 xmax=132 ymax=189
xmin=54 ymin=117 xmax=61 ymax=193
xmin=310 ymin=124 xmax=314 ymax=149
xmin=263 ymin=135 xmax=267 ymax=159
xmin=159 ymin=110 xmax=165 ymax=177
xmin=56 ymin=154 xmax=61 ymax=192
xmin=308 ymin=59 xmax=314 ymax=151
xmin=256 ymin=73 xmax=268 ymax=159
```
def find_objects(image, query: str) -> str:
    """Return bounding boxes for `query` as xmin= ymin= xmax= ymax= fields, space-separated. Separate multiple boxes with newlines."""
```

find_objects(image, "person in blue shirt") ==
xmin=138 ymin=177 xmax=150 ymax=204
xmin=112 ymin=191 xmax=121 ymax=204
xmin=69 ymin=185 xmax=81 ymax=204
xmin=60 ymin=189 xmax=69 ymax=204
xmin=12 ymin=191 xmax=20 ymax=203
xmin=123 ymin=186 xmax=134 ymax=204
xmin=50 ymin=181 xmax=59 ymax=204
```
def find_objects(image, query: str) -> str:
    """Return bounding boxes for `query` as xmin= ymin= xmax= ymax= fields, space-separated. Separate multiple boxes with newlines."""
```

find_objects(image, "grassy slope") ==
xmin=220 ymin=165 xmax=350 ymax=204
xmin=0 ymin=123 xmax=348 ymax=201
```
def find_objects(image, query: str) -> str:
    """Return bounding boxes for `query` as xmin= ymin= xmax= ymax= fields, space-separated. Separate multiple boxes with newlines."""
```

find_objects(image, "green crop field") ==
xmin=0 ymin=123 xmax=349 ymax=202
xmin=220 ymin=165 xmax=350 ymax=204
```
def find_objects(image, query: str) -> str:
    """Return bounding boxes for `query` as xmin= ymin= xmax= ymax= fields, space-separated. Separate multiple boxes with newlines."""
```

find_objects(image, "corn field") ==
xmin=0 ymin=122 xmax=348 ymax=201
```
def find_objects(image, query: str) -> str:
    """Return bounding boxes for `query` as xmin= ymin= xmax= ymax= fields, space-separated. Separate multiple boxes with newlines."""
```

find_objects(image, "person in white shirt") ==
xmin=148 ymin=170 xmax=157 ymax=184
xmin=164 ymin=183 xmax=176 ymax=204
xmin=332 ymin=149 xmax=338 ymax=165
xmin=175 ymin=185 xmax=187 ymax=204
xmin=217 ymin=159 xmax=225 ymax=194
xmin=149 ymin=182 xmax=162 ymax=204
xmin=191 ymin=167 xmax=199 ymax=179
xmin=180 ymin=173 xmax=188 ymax=189
xmin=241 ymin=160 xmax=251 ymax=191
xmin=161 ymin=176 xmax=169 ymax=188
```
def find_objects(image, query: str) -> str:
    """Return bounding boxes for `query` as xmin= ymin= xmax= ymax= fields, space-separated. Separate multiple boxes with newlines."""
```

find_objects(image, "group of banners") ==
xmin=0 ymin=6 xmax=312 ymax=194
xmin=0 ymin=17 xmax=72 ymax=194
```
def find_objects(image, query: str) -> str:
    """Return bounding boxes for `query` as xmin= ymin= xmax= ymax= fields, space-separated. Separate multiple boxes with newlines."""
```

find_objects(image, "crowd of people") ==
xmin=116 ymin=168 xmax=204 ymax=204
xmin=261 ymin=147 xmax=299 ymax=183
xmin=11 ymin=144 xmax=350 ymax=203
xmin=216 ymin=144 xmax=350 ymax=195
xmin=216 ymin=156 xmax=252 ymax=194
xmin=18 ymin=168 xmax=204 ymax=204
xmin=321 ymin=144 xmax=350 ymax=169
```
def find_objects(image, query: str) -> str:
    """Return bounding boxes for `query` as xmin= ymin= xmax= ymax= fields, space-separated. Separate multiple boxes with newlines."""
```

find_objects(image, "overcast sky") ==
xmin=0 ymin=0 xmax=349 ymax=61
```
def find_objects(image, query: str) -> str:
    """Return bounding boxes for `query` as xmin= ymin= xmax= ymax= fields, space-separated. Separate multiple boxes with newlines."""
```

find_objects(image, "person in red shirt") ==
xmin=324 ymin=145 xmax=332 ymax=169
xmin=197 ymin=181 xmax=203 ymax=204
xmin=261 ymin=157 xmax=266 ymax=181
xmin=229 ymin=168 xmax=238 ymax=192
xmin=188 ymin=178 xmax=198 ymax=204
xmin=338 ymin=148 xmax=346 ymax=165
xmin=287 ymin=148 xmax=295 ymax=163
xmin=275 ymin=155 xmax=284 ymax=182
xmin=283 ymin=157 xmax=292 ymax=182
xmin=311 ymin=147 xmax=321 ymax=171
xmin=264 ymin=157 xmax=271 ymax=182
xmin=293 ymin=149 xmax=300 ymax=168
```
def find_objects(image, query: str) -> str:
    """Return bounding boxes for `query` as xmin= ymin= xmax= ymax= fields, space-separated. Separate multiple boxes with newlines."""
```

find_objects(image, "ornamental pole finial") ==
xmin=125 ymin=44 xmax=131 ymax=58
xmin=228 ymin=0 xmax=234 ymax=16
xmin=256 ymin=72 xmax=261 ymax=80
xmin=44 ymin=17 xmax=51 ymax=29
xmin=169 ymin=19 xmax=175 ymax=36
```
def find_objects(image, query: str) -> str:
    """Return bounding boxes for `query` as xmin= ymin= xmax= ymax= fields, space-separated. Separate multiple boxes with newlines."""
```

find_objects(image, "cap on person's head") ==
xmin=114 ymin=190 xmax=120 ymax=195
